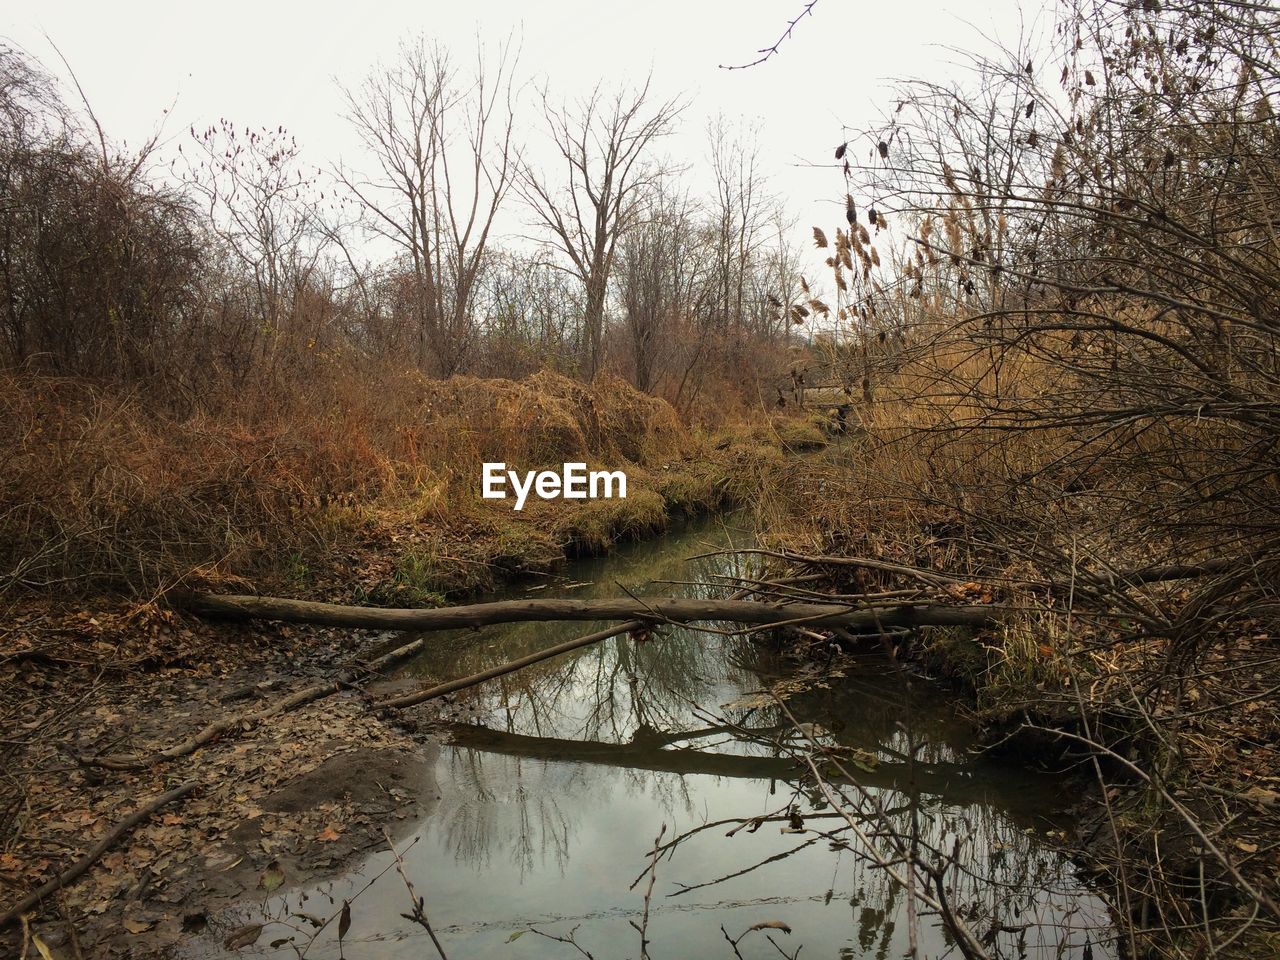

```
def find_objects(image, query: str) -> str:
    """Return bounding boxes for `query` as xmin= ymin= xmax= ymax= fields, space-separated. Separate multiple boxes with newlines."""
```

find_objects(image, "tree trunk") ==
xmin=186 ymin=592 xmax=998 ymax=633
xmin=583 ymin=269 xmax=607 ymax=378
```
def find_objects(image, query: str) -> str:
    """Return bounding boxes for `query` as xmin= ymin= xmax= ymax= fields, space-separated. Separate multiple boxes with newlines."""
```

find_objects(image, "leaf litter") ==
xmin=0 ymin=600 xmax=441 ymax=957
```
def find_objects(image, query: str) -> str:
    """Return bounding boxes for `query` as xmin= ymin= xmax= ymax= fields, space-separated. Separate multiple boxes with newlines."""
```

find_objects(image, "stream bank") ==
xmin=0 ymin=420 xmax=827 ymax=958
xmin=2 ymin=503 xmax=1119 ymax=959
xmin=176 ymin=515 xmax=1113 ymax=959
xmin=745 ymin=439 xmax=1280 ymax=960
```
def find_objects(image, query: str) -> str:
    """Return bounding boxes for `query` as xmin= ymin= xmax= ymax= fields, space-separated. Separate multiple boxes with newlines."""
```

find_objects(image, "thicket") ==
xmin=755 ymin=1 xmax=1280 ymax=955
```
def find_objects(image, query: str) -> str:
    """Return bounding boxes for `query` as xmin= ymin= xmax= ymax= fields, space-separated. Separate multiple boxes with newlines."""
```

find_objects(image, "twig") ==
xmin=629 ymin=823 xmax=666 ymax=959
xmin=384 ymin=830 xmax=448 ymax=959
xmin=378 ymin=621 xmax=645 ymax=709
xmin=89 ymin=634 xmax=430 ymax=768
xmin=0 ymin=781 xmax=197 ymax=926
xmin=529 ymin=924 xmax=596 ymax=958
xmin=720 ymin=1 xmax=821 ymax=70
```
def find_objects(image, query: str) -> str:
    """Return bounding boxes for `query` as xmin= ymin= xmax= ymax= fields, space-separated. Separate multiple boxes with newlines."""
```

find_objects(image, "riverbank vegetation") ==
xmin=0 ymin=31 xmax=827 ymax=606
xmin=742 ymin=0 xmax=1280 ymax=955
xmin=0 ymin=367 xmax=758 ymax=601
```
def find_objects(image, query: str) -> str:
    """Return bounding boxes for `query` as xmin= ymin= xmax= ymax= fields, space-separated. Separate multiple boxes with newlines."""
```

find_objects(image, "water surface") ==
xmin=192 ymin=513 xmax=1115 ymax=959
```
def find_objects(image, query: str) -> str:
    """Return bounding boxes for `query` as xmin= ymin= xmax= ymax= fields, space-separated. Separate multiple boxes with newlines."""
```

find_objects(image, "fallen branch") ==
xmin=690 ymin=547 xmax=964 ymax=586
xmin=698 ymin=549 xmax=1252 ymax=593
xmin=1085 ymin=556 xmax=1244 ymax=588
xmin=88 ymin=634 xmax=431 ymax=770
xmin=378 ymin=621 xmax=645 ymax=709
xmin=187 ymin=592 xmax=997 ymax=633
xmin=0 ymin=781 xmax=197 ymax=927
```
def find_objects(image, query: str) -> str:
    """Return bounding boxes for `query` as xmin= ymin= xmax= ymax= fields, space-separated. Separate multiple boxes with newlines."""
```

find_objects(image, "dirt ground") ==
xmin=0 ymin=602 xmax=445 ymax=959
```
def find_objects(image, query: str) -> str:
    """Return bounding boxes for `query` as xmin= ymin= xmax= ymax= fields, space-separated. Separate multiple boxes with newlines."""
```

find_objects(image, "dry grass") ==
xmin=0 ymin=365 xmax=713 ymax=600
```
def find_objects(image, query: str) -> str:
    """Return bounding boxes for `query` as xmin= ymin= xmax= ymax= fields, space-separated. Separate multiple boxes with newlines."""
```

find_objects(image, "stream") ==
xmin=188 ymin=512 xmax=1116 ymax=959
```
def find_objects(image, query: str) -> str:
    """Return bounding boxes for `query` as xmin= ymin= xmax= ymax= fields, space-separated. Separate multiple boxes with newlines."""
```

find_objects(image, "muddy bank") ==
xmin=0 ymin=607 xmax=452 ymax=958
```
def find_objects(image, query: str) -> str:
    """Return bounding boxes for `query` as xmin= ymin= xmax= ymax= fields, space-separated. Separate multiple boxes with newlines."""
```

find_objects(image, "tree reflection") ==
xmin=390 ymin=515 xmax=1112 ymax=958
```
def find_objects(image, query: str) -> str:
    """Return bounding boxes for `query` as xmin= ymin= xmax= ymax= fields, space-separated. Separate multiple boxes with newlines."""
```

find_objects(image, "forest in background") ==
xmin=0 ymin=29 xmax=832 ymax=597
xmin=0 ymin=34 xmax=812 ymax=398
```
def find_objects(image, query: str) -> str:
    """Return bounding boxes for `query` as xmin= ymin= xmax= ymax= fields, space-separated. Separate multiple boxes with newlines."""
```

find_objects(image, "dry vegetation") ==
xmin=0 ymin=32 xmax=825 ymax=603
xmin=0 ymin=366 xmax=739 ymax=601
xmin=738 ymin=1 xmax=1280 ymax=956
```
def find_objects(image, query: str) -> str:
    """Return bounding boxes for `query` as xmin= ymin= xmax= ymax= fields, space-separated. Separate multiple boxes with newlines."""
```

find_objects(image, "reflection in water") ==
xmin=186 ymin=514 xmax=1116 ymax=959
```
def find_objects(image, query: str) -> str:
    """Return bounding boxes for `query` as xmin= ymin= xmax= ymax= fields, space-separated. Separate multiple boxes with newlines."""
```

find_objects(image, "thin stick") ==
xmin=630 ymin=823 xmax=666 ymax=959
xmin=89 ymin=635 xmax=431 ymax=769
xmin=385 ymin=830 xmax=448 ymax=959
xmin=0 ymin=781 xmax=197 ymax=926
xmin=378 ymin=621 xmax=645 ymax=709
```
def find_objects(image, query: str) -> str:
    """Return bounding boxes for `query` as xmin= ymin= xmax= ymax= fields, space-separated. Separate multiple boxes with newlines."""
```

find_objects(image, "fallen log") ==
xmin=0 ymin=781 xmax=197 ymax=927
xmin=378 ymin=621 xmax=645 ymax=709
xmin=187 ymin=592 xmax=998 ymax=633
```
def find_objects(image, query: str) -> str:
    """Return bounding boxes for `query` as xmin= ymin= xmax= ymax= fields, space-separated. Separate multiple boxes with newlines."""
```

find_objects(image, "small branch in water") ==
xmin=629 ymin=822 xmax=666 ymax=959
xmin=529 ymin=924 xmax=596 ymax=959
xmin=721 ymin=920 xmax=800 ymax=959
xmin=385 ymin=829 xmax=448 ymax=960
xmin=377 ymin=621 xmax=646 ymax=709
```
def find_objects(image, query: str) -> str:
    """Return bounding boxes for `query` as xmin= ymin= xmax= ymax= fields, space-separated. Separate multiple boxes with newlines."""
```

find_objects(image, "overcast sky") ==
xmin=4 ymin=0 xmax=1042 ymax=277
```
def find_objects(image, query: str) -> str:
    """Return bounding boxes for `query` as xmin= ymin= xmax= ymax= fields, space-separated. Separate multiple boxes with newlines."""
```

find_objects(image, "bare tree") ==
xmin=184 ymin=121 xmax=329 ymax=370
xmin=339 ymin=37 xmax=518 ymax=375
xmin=614 ymin=182 xmax=706 ymax=393
xmin=705 ymin=116 xmax=776 ymax=337
xmin=519 ymin=77 xmax=683 ymax=378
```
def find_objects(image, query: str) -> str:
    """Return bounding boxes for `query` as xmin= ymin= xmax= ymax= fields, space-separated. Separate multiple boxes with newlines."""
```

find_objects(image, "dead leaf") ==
xmin=123 ymin=917 xmax=156 ymax=934
xmin=224 ymin=923 xmax=264 ymax=949
xmin=338 ymin=900 xmax=352 ymax=941
xmin=1236 ymin=840 xmax=1259 ymax=854
xmin=317 ymin=826 xmax=342 ymax=842
xmin=1241 ymin=786 xmax=1280 ymax=807
xmin=749 ymin=920 xmax=793 ymax=934
xmin=258 ymin=860 xmax=285 ymax=893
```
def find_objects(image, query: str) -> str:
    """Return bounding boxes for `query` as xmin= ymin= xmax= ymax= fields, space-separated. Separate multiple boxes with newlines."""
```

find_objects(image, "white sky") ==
xmin=4 ymin=0 xmax=1042 ymax=277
